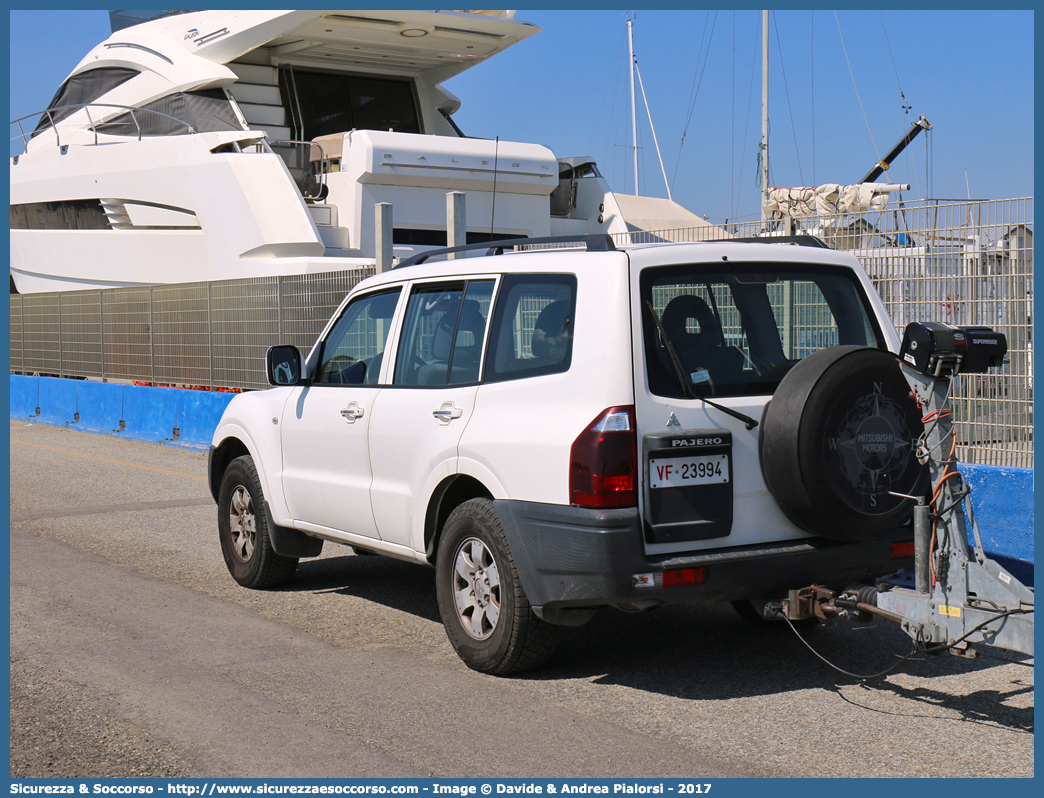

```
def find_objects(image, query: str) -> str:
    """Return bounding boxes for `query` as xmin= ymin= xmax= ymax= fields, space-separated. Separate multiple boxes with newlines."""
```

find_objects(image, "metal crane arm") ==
xmin=860 ymin=114 xmax=932 ymax=184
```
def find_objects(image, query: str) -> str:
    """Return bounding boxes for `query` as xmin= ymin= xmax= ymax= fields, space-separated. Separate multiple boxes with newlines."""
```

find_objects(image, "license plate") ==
xmin=649 ymin=454 xmax=729 ymax=488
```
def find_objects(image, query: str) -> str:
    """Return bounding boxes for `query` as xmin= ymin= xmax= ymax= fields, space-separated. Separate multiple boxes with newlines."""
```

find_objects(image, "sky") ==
xmin=9 ymin=7 xmax=1035 ymax=224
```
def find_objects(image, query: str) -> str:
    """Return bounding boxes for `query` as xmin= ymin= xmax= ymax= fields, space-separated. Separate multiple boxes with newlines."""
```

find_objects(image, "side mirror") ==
xmin=267 ymin=345 xmax=303 ymax=386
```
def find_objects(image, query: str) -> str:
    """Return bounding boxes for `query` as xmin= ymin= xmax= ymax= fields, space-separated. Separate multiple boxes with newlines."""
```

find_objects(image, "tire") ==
xmin=218 ymin=455 xmax=298 ymax=589
xmin=760 ymin=346 xmax=927 ymax=542
xmin=435 ymin=499 xmax=558 ymax=675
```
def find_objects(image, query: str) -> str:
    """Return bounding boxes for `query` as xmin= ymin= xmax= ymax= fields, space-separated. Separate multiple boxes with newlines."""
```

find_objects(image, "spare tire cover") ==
xmin=759 ymin=346 xmax=926 ymax=542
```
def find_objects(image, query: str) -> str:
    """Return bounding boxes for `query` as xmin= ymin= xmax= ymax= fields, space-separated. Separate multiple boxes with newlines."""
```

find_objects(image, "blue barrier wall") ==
xmin=10 ymin=375 xmax=235 ymax=450
xmin=958 ymin=463 xmax=1034 ymax=585
xmin=10 ymin=374 xmax=39 ymax=419
xmin=8 ymin=375 xmax=1033 ymax=578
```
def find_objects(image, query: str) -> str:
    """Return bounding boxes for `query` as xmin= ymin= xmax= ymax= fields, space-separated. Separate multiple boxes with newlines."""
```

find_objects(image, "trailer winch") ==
xmin=783 ymin=322 xmax=1033 ymax=660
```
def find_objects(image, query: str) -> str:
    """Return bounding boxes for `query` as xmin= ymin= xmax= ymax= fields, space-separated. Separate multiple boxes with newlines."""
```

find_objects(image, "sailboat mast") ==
xmin=760 ymin=9 xmax=769 ymax=228
xmin=628 ymin=16 xmax=639 ymax=195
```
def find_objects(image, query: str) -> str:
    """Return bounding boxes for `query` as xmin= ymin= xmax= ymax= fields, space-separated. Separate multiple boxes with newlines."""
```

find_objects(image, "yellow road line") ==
xmin=12 ymin=439 xmax=207 ymax=482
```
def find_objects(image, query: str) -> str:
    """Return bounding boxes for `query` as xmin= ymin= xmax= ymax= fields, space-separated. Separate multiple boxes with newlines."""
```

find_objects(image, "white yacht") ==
xmin=10 ymin=9 xmax=714 ymax=293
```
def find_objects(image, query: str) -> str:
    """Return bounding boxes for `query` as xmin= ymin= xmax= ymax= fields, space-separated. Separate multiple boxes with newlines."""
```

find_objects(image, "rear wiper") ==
xmin=644 ymin=300 xmax=758 ymax=430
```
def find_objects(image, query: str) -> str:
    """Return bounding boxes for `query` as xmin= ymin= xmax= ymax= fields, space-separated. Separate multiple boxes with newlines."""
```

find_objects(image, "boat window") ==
xmin=347 ymin=75 xmax=420 ymax=134
xmin=32 ymin=67 xmax=140 ymax=136
xmin=641 ymin=264 xmax=884 ymax=399
xmin=92 ymin=89 xmax=243 ymax=137
xmin=280 ymin=69 xmax=421 ymax=139
xmin=10 ymin=200 xmax=110 ymax=231
xmin=109 ymin=10 xmax=198 ymax=33
xmin=391 ymin=229 xmax=524 ymax=246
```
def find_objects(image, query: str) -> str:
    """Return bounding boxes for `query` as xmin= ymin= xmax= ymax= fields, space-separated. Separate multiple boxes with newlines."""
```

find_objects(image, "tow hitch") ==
xmin=787 ymin=324 xmax=1033 ymax=659
xmin=781 ymin=585 xmax=902 ymax=626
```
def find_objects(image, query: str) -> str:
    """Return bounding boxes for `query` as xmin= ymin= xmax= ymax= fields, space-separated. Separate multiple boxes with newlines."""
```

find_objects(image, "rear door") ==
xmin=367 ymin=277 xmax=496 ymax=549
xmin=460 ymin=273 xmax=584 ymax=506
xmin=632 ymin=255 xmax=886 ymax=553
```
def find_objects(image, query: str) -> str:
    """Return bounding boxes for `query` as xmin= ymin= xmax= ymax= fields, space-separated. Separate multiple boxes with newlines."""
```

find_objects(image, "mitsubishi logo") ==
xmin=666 ymin=412 xmax=681 ymax=427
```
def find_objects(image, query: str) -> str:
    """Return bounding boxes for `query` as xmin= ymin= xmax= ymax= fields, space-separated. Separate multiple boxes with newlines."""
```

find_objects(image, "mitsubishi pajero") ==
xmin=209 ymin=235 xmax=923 ymax=673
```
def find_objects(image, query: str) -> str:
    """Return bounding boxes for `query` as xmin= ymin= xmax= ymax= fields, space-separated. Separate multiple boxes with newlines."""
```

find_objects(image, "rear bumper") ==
xmin=493 ymin=500 xmax=913 ymax=622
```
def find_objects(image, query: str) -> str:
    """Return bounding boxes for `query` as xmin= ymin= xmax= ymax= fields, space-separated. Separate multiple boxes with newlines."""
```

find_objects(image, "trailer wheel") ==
xmin=759 ymin=346 xmax=926 ymax=542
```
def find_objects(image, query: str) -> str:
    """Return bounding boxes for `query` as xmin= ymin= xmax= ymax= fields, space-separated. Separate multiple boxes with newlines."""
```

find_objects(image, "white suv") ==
xmin=209 ymin=235 xmax=924 ymax=674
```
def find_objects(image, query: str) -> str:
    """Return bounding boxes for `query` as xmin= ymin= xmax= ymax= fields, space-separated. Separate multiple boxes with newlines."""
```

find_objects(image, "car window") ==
xmin=765 ymin=278 xmax=879 ymax=360
xmin=485 ymin=275 xmax=577 ymax=383
xmin=315 ymin=289 xmax=401 ymax=385
xmin=450 ymin=281 xmax=495 ymax=385
xmin=642 ymin=265 xmax=884 ymax=398
xmin=394 ymin=280 xmax=495 ymax=386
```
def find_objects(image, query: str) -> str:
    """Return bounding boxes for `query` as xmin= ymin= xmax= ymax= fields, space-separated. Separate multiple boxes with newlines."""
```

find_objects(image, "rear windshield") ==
xmin=641 ymin=263 xmax=885 ymax=398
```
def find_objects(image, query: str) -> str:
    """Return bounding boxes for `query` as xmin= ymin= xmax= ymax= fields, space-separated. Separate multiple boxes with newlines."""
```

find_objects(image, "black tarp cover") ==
xmin=32 ymin=67 xmax=140 ymax=135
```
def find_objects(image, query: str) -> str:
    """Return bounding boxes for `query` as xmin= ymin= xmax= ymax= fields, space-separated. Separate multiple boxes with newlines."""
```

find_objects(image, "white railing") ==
xmin=11 ymin=103 xmax=198 ymax=153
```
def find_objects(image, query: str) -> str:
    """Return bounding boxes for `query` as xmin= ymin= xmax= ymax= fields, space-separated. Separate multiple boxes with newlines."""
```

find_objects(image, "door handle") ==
xmin=432 ymin=402 xmax=463 ymax=424
xmin=340 ymin=402 xmax=365 ymax=423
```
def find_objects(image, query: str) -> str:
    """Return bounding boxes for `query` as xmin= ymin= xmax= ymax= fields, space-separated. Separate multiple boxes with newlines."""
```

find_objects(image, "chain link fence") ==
xmin=10 ymin=198 xmax=1032 ymax=465
xmin=614 ymin=197 xmax=1033 ymax=467
xmin=11 ymin=270 xmax=372 ymax=393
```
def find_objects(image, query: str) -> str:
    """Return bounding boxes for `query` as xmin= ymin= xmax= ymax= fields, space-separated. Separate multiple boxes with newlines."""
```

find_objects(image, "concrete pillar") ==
xmin=447 ymin=192 xmax=466 ymax=258
xmin=376 ymin=202 xmax=393 ymax=273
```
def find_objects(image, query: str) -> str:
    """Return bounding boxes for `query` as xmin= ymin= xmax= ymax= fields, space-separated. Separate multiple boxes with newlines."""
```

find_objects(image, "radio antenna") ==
xmin=489 ymin=135 xmax=499 ymax=237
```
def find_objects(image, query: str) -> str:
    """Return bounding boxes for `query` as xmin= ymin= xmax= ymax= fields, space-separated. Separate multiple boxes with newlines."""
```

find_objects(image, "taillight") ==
xmin=662 ymin=567 xmax=708 ymax=587
xmin=570 ymin=406 xmax=637 ymax=508
xmin=891 ymin=540 xmax=915 ymax=559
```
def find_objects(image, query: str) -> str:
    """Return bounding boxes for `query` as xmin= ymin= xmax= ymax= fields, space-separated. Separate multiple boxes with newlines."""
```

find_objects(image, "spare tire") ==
xmin=759 ymin=346 xmax=926 ymax=542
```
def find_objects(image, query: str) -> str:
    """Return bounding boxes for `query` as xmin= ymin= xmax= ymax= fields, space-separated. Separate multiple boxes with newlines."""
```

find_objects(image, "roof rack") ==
xmin=393 ymin=233 xmax=617 ymax=269
xmin=728 ymin=235 xmax=830 ymax=248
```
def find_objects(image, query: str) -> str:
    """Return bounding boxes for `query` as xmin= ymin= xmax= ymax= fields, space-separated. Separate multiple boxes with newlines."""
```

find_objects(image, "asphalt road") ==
xmin=9 ymin=421 xmax=1034 ymax=779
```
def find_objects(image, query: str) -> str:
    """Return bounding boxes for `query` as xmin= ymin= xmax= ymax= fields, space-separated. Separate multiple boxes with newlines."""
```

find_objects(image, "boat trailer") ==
xmin=782 ymin=322 xmax=1034 ymax=659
